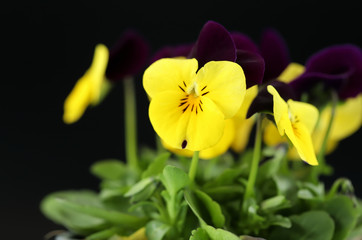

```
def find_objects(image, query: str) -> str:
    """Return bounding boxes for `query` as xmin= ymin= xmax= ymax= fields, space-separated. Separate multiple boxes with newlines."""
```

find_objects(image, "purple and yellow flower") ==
xmin=63 ymin=31 xmax=148 ymax=124
xmin=143 ymin=58 xmax=246 ymax=151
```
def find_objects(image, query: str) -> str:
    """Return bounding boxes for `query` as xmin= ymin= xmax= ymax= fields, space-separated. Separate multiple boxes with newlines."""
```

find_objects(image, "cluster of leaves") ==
xmin=41 ymin=145 xmax=362 ymax=240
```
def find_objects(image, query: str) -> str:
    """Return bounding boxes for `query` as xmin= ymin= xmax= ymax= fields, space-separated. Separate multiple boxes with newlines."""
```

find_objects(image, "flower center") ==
xmin=177 ymin=81 xmax=209 ymax=115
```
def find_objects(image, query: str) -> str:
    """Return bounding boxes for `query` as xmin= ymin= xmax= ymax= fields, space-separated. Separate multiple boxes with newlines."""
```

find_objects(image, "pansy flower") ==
xmin=143 ymin=58 xmax=246 ymax=151
xmin=63 ymin=31 xmax=148 ymax=124
xmin=267 ymin=85 xmax=319 ymax=165
xmin=290 ymin=44 xmax=362 ymax=100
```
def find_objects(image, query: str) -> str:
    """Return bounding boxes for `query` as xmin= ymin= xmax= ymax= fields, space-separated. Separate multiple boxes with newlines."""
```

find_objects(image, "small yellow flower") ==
xmin=267 ymin=85 xmax=319 ymax=165
xmin=63 ymin=44 xmax=109 ymax=124
xmin=143 ymin=58 xmax=246 ymax=151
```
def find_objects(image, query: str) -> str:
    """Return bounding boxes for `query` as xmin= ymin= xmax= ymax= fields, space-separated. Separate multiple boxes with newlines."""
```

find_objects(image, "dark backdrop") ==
xmin=2 ymin=1 xmax=361 ymax=239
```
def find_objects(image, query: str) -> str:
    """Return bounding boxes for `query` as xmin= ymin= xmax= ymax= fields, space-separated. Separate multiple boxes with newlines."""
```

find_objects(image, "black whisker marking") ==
xmin=179 ymin=101 xmax=187 ymax=107
xmin=201 ymin=91 xmax=209 ymax=96
xmin=199 ymin=103 xmax=203 ymax=112
xmin=201 ymin=86 xmax=207 ymax=91
xmin=191 ymin=104 xmax=194 ymax=112
xmin=182 ymin=104 xmax=190 ymax=113
xmin=181 ymin=97 xmax=188 ymax=100
xmin=183 ymin=81 xmax=187 ymax=87
xmin=178 ymin=85 xmax=185 ymax=92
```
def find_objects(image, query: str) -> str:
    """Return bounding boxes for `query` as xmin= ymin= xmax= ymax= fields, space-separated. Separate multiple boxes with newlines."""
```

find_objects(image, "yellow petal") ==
xmin=149 ymin=90 xmax=191 ymax=149
xmin=287 ymin=99 xmax=319 ymax=135
xmin=277 ymin=62 xmax=305 ymax=83
xmin=231 ymin=116 xmax=255 ymax=152
xmin=186 ymin=97 xmax=225 ymax=151
xmin=284 ymin=120 xmax=318 ymax=165
xmin=143 ymin=58 xmax=198 ymax=99
xmin=231 ymin=85 xmax=258 ymax=153
xmin=87 ymin=44 xmax=109 ymax=102
xmin=63 ymin=76 xmax=92 ymax=124
xmin=262 ymin=119 xmax=287 ymax=146
xmin=327 ymin=94 xmax=362 ymax=141
xmin=63 ymin=44 xmax=109 ymax=124
xmin=111 ymin=228 xmax=147 ymax=240
xmin=199 ymin=119 xmax=235 ymax=159
xmin=162 ymin=119 xmax=235 ymax=159
xmin=195 ymin=61 xmax=246 ymax=118
xmin=267 ymin=85 xmax=289 ymax=136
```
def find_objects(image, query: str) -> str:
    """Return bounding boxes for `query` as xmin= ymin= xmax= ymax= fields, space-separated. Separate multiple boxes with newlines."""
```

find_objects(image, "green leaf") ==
xmin=322 ymin=195 xmax=359 ymax=240
xmin=260 ymin=195 xmax=290 ymax=212
xmin=160 ymin=165 xmax=189 ymax=197
xmin=190 ymin=228 xmax=210 ymax=240
xmin=203 ymin=225 xmax=240 ymax=240
xmin=257 ymin=146 xmax=286 ymax=183
xmin=194 ymin=190 xmax=225 ymax=228
xmin=184 ymin=190 xmax=225 ymax=228
xmin=146 ymin=220 xmax=170 ymax=240
xmin=142 ymin=152 xmax=170 ymax=179
xmin=268 ymin=210 xmax=335 ymax=240
xmin=203 ymin=185 xmax=244 ymax=202
xmin=40 ymin=190 xmax=108 ymax=235
xmin=90 ymin=159 xmax=127 ymax=180
xmin=53 ymin=195 xmax=147 ymax=229
xmin=124 ymin=177 xmax=154 ymax=197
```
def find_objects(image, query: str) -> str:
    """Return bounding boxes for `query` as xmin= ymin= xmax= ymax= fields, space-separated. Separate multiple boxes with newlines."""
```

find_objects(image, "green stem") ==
xmin=317 ymin=90 xmax=338 ymax=162
xmin=188 ymin=151 xmax=200 ymax=183
xmin=310 ymin=91 xmax=338 ymax=181
xmin=124 ymin=77 xmax=139 ymax=172
xmin=244 ymin=114 xmax=263 ymax=200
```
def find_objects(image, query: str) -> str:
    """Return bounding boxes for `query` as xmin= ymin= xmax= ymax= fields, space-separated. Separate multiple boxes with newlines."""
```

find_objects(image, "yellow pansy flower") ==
xmin=277 ymin=62 xmax=305 ymax=83
xmin=267 ymin=85 xmax=319 ymax=165
xmin=143 ymin=58 xmax=246 ymax=151
xmin=63 ymin=44 xmax=109 ymax=124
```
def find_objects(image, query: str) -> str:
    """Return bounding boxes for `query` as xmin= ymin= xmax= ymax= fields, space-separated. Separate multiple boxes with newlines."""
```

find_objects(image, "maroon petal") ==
xmin=188 ymin=21 xmax=236 ymax=68
xmin=150 ymin=44 xmax=194 ymax=63
xmin=106 ymin=30 xmax=149 ymax=82
xmin=236 ymin=50 xmax=265 ymax=88
xmin=260 ymin=29 xmax=290 ymax=81
xmin=231 ymin=32 xmax=259 ymax=54
xmin=290 ymin=44 xmax=362 ymax=99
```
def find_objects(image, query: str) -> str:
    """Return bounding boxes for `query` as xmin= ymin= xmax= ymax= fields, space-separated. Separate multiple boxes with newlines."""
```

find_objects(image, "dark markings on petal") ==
xmin=201 ymin=91 xmax=209 ymax=96
xmin=201 ymin=85 xmax=207 ymax=91
xmin=183 ymin=81 xmax=187 ymax=87
xmin=191 ymin=104 xmax=194 ymax=112
xmin=182 ymin=104 xmax=190 ymax=113
xmin=181 ymin=97 xmax=188 ymax=101
xmin=196 ymin=108 xmax=198 ymax=114
xmin=178 ymin=85 xmax=185 ymax=92
xmin=179 ymin=101 xmax=187 ymax=107
xmin=200 ymin=99 xmax=203 ymax=104
xmin=199 ymin=103 xmax=203 ymax=112
xmin=182 ymin=140 xmax=187 ymax=149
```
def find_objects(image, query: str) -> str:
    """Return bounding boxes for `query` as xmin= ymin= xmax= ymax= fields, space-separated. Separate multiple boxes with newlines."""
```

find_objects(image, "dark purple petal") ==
xmin=260 ymin=28 xmax=290 ymax=81
xmin=188 ymin=21 xmax=236 ymax=68
xmin=106 ymin=30 xmax=149 ymax=82
xmin=150 ymin=44 xmax=194 ymax=63
xmin=290 ymin=44 xmax=362 ymax=99
xmin=247 ymin=80 xmax=297 ymax=118
xmin=231 ymin=32 xmax=259 ymax=54
xmin=236 ymin=50 xmax=265 ymax=88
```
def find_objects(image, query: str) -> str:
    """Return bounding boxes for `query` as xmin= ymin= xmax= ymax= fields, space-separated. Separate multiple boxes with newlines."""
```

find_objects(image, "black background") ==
xmin=2 ymin=1 xmax=361 ymax=239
